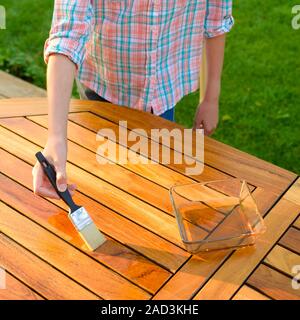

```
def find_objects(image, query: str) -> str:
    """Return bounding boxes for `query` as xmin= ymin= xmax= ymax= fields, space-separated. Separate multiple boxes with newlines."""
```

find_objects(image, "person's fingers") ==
xmin=35 ymin=182 xmax=76 ymax=199
xmin=198 ymin=122 xmax=204 ymax=130
xmin=55 ymin=164 xmax=67 ymax=192
xmin=194 ymin=118 xmax=204 ymax=131
xmin=193 ymin=109 xmax=206 ymax=130
xmin=210 ymin=128 xmax=216 ymax=136
xmin=205 ymin=125 xmax=216 ymax=136
xmin=33 ymin=161 xmax=58 ymax=198
xmin=68 ymin=183 xmax=77 ymax=191
xmin=32 ymin=162 xmax=43 ymax=195
xmin=34 ymin=185 xmax=61 ymax=199
xmin=193 ymin=116 xmax=204 ymax=130
xmin=68 ymin=183 xmax=77 ymax=196
xmin=32 ymin=162 xmax=37 ymax=175
xmin=207 ymin=120 xmax=218 ymax=136
xmin=200 ymin=120 xmax=209 ymax=136
xmin=205 ymin=129 xmax=211 ymax=136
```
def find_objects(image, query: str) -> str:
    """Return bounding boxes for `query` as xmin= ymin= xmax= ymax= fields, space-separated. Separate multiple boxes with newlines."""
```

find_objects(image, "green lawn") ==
xmin=1 ymin=0 xmax=299 ymax=174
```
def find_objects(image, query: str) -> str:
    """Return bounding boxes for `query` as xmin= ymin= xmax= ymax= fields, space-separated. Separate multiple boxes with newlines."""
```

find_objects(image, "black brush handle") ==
xmin=35 ymin=151 xmax=79 ymax=212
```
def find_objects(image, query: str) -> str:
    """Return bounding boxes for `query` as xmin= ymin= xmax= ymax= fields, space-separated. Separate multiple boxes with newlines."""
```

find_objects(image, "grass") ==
xmin=0 ymin=0 xmax=52 ymax=87
xmin=0 ymin=0 xmax=299 ymax=174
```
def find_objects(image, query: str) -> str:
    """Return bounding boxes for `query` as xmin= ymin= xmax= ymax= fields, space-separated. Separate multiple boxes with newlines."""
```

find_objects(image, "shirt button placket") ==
xmin=148 ymin=0 xmax=159 ymax=112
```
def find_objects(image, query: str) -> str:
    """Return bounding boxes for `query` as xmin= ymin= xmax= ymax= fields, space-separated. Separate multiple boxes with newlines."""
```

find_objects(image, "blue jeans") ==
xmin=78 ymin=82 xmax=175 ymax=122
xmin=157 ymin=107 xmax=175 ymax=122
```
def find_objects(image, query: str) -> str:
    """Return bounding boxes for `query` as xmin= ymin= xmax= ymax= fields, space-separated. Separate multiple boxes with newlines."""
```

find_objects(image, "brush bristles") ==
xmin=79 ymin=222 xmax=106 ymax=251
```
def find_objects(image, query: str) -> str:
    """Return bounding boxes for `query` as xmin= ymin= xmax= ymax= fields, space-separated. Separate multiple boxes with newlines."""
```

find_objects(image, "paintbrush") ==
xmin=35 ymin=151 xmax=106 ymax=251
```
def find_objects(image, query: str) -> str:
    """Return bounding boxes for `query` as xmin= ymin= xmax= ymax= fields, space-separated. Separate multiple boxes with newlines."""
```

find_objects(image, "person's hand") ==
xmin=193 ymin=98 xmax=219 ymax=136
xmin=32 ymin=137 xmax=76 ymax=199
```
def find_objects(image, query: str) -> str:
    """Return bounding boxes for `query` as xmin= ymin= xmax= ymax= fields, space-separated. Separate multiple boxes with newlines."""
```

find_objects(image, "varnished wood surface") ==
xmin=0 ymin=98 xmax=299 ymax=300
xmin=232 ymin=285 xmax=270 ymax=300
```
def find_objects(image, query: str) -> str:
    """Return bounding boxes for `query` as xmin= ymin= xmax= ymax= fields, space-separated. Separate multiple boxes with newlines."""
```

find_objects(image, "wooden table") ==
xmin=0 ymin=98 xmax=299 ymax=300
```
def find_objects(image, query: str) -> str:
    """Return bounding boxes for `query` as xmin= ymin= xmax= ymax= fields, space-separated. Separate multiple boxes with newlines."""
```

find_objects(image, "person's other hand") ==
xmin=32 ymin=137 xmax=76 ymax=199
xmin=193 ymin=98 xmax=219 ymax=136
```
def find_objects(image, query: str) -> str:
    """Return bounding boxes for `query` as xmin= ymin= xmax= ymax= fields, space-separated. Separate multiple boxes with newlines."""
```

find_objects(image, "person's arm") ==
xmin=32 ymin=0 xmax=93 ymax=198
xmin=47 ymin=54 xmax=75 ymax=145
xmin=204 ymin=35 xmax=226 ymax=106
xmin=194 ymin=35 xmax=226 ymax=135
xmin=33 ymin=54 xmax=76 ymax=199
xmin=194 ymin=0 xmax=234 ymax=135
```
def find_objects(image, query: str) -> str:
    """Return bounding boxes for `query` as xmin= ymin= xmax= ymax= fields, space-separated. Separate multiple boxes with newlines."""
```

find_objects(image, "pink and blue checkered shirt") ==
xmin=44 ymin=0 xmax=234 ymax=115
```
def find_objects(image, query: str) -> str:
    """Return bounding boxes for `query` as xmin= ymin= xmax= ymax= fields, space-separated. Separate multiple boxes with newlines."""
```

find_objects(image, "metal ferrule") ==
xmin=68 ymin=207 xmax=93 ymax=231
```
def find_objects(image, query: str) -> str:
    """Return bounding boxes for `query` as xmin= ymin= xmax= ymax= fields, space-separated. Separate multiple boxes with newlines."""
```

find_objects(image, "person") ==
xmin=32 ymin=0 xmax=234 ymax=198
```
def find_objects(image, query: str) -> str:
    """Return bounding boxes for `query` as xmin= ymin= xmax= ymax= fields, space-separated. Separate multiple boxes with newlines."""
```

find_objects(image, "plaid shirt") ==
xmin=44 ymin=0 xmax=234 ymax=115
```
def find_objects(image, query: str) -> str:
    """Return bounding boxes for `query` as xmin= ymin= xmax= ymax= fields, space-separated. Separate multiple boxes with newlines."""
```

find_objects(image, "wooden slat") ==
xmin=0 ymin=98 xmax=91 ymax=118
xmin=203 ymin=138 xmax=296 ymax=195
xmin=232 ymin=285 xmax=270 ymax=300
xmin=0 ymin=173 xmax=171 ymax=294
xmin=247 ymin=264 xmax=300 ymax=300
xmin=192 ymin=199 xmax=300 ymax=300
xmin=0 ymin=272 xmax=43 ymax=300
xmin=0 ymin=233 xmax=99 ymax=300
xmin=0 ymin=124 xmax=202 ymax=248
xmin=89 ymin=103 xmax=296 ymax=194
xmin=294 ymin=216 xmax=300 ymax=229
xmin=0 ymin=148 xmax=189 ymax=273
xmin=282 ymin=178 xmax=300 ymax=206
xmin=153 ymin=250 xmax=228 ymax=300
xmin=264 ymin=245 xmax=300 ymax=277
xmin=152 ymin=187 xmax=277 ymax=300
xmin=0 ymin=201 xmax=150 ymax=300
xmin=250 ymin=187 xmax=279 ymax=219
xmin=0 ymin=71 xmax=46 ymax=98
xmin=279 ymin=227 xmax=300 ymax=255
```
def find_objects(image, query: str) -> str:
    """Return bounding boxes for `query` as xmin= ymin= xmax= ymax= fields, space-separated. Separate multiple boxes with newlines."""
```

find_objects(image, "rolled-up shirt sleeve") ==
xmin=204 ymin=0 xmax=234 ymax=38
xmin=44 ymin=0 xmax=93 ymax=68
